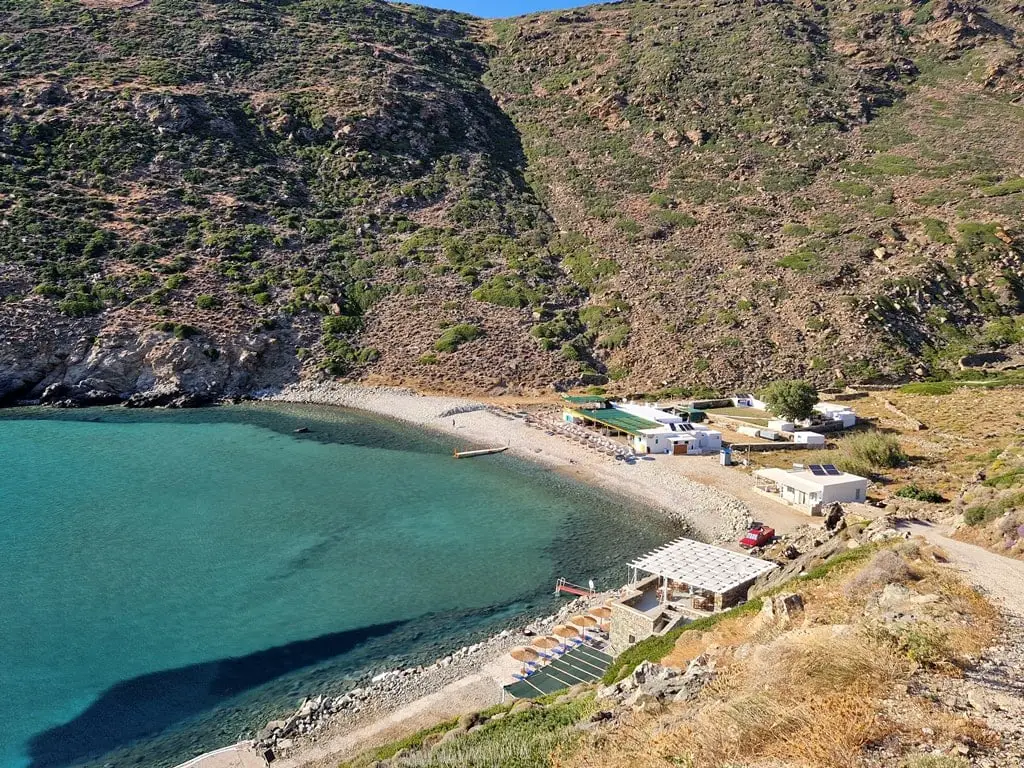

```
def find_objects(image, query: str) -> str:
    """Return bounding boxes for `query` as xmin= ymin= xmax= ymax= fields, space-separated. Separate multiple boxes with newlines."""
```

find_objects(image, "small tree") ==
xmin=757 ymin=379 xmax=819 ymax=421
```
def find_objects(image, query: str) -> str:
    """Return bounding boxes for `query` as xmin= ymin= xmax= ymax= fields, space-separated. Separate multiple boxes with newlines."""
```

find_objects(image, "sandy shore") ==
xmin=268 ymin=381 xmax=813 ymax=542
xmin=233 ymin=380 xmax=815 ymax=768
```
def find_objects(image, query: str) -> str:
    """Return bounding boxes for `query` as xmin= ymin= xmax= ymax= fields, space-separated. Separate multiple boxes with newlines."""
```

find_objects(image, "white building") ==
xmin=614 ymin=401 xmax=687 ymax=427
xmin=813 ymin=402 xmax=857 ymax=428
xmin=732 ymin=393 xmax=768 ymax=410
xmin=753 ymin=464 xmax=868 ymax=514
xmin=793 ymin=431 xmax=826 ymax=446
xmin=632 ymin=424 xmax=722 ymax=456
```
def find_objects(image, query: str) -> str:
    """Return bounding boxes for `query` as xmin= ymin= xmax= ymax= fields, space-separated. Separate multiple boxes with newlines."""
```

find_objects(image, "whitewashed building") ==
xmin=753 ymin=464 xmax=868 ymax=513
xmin=813 ymin=402 xmax=857 ymax=428
xmin=792 ymin=431 xmax=826 ymax=446
xmin=632 ymin=424 xmax=722 ymax=455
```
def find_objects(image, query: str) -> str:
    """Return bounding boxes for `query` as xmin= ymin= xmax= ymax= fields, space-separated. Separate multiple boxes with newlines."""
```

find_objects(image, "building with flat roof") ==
xmin=753 ymin=464 xmax=868 ymax=513
xmin=610 ymin=537 xmax=778 ymax=653
xmin=562 ymin=400 xmax=720 ymax=455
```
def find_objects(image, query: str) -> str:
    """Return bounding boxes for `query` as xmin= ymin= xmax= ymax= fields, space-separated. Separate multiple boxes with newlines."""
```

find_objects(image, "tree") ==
xmin=757 ymin=379 xmax=819 ymax=421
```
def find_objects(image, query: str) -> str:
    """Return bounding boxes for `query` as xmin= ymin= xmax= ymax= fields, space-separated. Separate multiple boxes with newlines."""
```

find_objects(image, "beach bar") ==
xmin=610 ymin=538 xmax=778 ymax=653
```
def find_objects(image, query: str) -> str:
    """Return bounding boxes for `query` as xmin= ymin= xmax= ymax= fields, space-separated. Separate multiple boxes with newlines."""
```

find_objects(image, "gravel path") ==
xmin=902 ymin=521 xmax=1024 ymax=767
xmin=903 ymin=521 xmax=1024 ymax=614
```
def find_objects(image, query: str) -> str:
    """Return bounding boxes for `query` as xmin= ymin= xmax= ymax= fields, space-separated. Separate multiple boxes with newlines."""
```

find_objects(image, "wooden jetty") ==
xmin=554 ymin=578 xmax=596 ymax=598
xmin=453 ymin=446 xmax=509 ymax=459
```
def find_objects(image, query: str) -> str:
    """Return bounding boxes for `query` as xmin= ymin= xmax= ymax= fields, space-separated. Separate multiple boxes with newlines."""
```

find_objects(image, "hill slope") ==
xmin=0 ymin=0 xmax=1022 ymax=404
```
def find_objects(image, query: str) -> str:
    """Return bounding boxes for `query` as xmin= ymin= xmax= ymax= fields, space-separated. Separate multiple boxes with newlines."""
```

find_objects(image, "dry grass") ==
xmin=562 ymin=544 xmax=1001 ymax=768
xmin=752 ymin=389 xmax=1024 ymax=500
xmin=844 ymin=549 xmax=918 ymax=597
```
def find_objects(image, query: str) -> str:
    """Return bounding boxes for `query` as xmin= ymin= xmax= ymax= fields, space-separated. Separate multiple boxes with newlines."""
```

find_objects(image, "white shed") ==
xmin=813 ymin=403 xmax=857 ymax=428
xmin=753 ymin=465 xmax=868 ymax=514
xmin=793 ymin=431 xmax=826 ymax=446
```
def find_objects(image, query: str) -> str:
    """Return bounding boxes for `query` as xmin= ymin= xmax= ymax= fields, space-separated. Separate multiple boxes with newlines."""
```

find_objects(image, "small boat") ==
xmin=453 ymin=446 xmax=509 ymax=459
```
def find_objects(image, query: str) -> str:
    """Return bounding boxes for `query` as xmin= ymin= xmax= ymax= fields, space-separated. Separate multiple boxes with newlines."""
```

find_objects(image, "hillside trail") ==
xmin=900 ymin=521 xmax=1024 ymax=765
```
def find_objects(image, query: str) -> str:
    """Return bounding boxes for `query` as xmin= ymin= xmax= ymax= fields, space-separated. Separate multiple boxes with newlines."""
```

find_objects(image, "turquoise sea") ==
xmin=0 ymin=403 xmax=677 ymax=768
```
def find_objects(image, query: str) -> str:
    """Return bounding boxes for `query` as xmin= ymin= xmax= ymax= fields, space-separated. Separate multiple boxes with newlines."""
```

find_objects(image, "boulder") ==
xmin=509 ymin=699 xmax=536 ymax=715
xmin=822 ymin=503 xmax=846 ymax=532
xmin=761 ymin=592 xmax=805 ymax=626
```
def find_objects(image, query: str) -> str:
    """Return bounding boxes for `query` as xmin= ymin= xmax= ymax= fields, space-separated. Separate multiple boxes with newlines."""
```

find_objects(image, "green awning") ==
xmin=561 ymin=395 xmax=608 ymax=406
xmin=503 ymin=645 xmax=614 ymax=699
xmin=566 ymin=407 xmax=660 ymax=436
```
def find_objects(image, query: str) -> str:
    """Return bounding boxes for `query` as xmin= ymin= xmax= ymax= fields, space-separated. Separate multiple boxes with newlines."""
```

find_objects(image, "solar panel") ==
xmin=809 ymin=464 xmax=826 ymax=476
xmin=823 ymin=464 xmax=842 ymax=476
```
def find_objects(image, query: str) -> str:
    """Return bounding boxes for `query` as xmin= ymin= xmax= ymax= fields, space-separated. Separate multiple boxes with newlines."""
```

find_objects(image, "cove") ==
xmin=0 ymin=403 xmax=678 ymax=768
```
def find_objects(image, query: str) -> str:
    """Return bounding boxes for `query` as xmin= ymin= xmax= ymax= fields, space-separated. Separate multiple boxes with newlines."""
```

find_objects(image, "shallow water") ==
xmin=0 ymin=403 xmax=678 ymax=768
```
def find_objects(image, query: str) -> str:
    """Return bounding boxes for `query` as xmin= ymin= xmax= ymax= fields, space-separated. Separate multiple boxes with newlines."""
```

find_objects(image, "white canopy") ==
xmin=628 ymin=537 xmax=778 ymax=594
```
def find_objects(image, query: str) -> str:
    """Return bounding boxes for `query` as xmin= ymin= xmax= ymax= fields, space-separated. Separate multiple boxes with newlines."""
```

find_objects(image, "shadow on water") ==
xmin=26 ymin=619 xmax=407 ymax=768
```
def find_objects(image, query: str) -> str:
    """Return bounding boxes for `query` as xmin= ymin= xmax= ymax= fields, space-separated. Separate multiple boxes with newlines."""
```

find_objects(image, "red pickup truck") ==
xmin=740 ymin=525 xmax=775 ymax=549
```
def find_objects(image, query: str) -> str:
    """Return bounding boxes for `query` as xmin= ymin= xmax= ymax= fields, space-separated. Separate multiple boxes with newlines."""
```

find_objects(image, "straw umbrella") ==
xmin=510 ymin=646 xmax=539 ymax=663
xmin=552 ymin=624 xmax=580 ymax=651
xmin=570 ymin=614 xmax=598 ymax=643
xmin=532 ymin=635 xmax=560 ymax=650
xmin=589 ymin=605 xmax=612 ymax=634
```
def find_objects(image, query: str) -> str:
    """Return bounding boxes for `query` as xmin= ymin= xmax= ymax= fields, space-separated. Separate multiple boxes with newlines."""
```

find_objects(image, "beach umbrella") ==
xmin=570 ymin=615 xmax=598 ymax=628
xmin=589 ymin=606 xmax=612 ymax=620
xmin=552 ymin=624 xmax=579 ymax=638
xmin=532 ymin=636 xmax=561 ymax=650
xmin=510 ymin=646 xmax=539 ymax=663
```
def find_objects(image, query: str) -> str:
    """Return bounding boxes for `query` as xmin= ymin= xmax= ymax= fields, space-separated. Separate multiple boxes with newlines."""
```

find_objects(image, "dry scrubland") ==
xmin=335 ymin=538 xmax=1019 ymax=768
xmin=1 ymin=0 xmax=1022 ymax=404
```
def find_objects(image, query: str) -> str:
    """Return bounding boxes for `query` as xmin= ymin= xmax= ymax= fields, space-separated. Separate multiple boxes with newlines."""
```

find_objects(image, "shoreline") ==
xmin=266 ymin=381 xmax=762 ymax=543
xmin=230 ymin=380 xmax=783 ymax=767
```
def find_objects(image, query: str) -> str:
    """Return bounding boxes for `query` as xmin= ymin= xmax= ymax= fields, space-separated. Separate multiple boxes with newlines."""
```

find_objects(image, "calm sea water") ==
xmin=0 ymin=403 xmax=677 ymax=768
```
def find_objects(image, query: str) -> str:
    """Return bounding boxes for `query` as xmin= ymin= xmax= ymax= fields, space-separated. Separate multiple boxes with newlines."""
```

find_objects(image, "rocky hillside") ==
xmin=323 ymin=533 xmax=1024 ymax=768
xmin=1 ymin=0 xmax=1022 ymax=404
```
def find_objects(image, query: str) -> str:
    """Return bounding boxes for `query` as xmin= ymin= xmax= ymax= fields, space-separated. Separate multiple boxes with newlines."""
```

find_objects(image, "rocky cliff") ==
xmin=1 ymin=0 xmax=1022 ymax=405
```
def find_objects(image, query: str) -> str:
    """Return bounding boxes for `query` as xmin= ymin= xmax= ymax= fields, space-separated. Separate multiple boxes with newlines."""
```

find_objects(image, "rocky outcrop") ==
xmin=1 ymin=323 xmax=302 ymax=408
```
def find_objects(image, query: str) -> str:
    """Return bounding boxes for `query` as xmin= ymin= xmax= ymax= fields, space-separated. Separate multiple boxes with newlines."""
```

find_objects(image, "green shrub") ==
xmin=776 ymin=248 xmax=820 ymax=272
xmin=979 ymin=177 xmax=1024 ymax=197
xmin=964 ymin=505 xmax=997 ymax=526
xmin=435 ymin=323 xmax=482 ymax=352
xmin=195 ymin=294 xmax=220 ymax=309
xmin=58 ymin=294 xmax=104 ymax=316
xmin=613 ymin=217 xmax=642 ymax=236
xmin=471 ymin=275 xmax=540 ymax=308
xmin=322 ymin=315 xmax=362 ymax=335
xmin=757 ymin=379 xmax=819 ymax=421
xmin=983 ymin=468 xmax=1024 ymax=489
xmin=654 ymin=209 xmax=697 ymax=228
xmin=895 ymin=484 xmax=944 ymax=503
xmin=843 ymin=430 xmax=908 ymax=470
xmin=900 ymin=381 xmax=955 ymax=395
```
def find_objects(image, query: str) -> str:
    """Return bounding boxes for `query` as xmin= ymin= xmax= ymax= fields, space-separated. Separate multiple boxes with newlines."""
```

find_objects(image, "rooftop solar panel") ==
xmin=823 ymin=464 xmax=842 ymax=476
xmin=809 ymin=464 xmax=826 ymax=476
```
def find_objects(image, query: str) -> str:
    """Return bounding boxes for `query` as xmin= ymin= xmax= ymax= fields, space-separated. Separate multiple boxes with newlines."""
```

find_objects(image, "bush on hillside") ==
xmin=844 ymin=430 xmax=907 ymax=470
xmin=435 ymin=323 xmax=482 ymax=352
xmin=895 ymin=484 xmax=944 ymax=503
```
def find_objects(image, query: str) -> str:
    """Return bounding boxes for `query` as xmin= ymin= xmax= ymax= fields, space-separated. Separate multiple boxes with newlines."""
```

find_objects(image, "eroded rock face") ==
xmin=2 ymin=324 xmax=301 ymax=407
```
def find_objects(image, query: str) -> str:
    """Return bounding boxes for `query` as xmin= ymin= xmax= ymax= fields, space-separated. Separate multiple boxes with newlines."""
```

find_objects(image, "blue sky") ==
xmin=415 ymin=1 xmax=606 ymax=18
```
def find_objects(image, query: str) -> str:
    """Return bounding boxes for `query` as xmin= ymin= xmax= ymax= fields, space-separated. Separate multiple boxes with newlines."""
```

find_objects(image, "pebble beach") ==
xmin=239 ymin=381 xmax=767 ymax=767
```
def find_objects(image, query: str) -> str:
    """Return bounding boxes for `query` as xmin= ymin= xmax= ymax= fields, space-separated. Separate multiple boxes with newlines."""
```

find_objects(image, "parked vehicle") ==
xmin=740 ymin=525 xmax=775 ymax=549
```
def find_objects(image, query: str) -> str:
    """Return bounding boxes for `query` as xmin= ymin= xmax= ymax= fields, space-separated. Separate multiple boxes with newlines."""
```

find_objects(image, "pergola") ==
xmin=628 ymin=537 xmax=779 ymax=598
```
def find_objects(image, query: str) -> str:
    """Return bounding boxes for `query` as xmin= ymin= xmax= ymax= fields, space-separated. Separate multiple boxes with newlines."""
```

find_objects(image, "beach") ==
xmin=237 ymin=381 xmax=817 ymax=768
xmin=268 ymin=382 xmax=814 ymax=543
